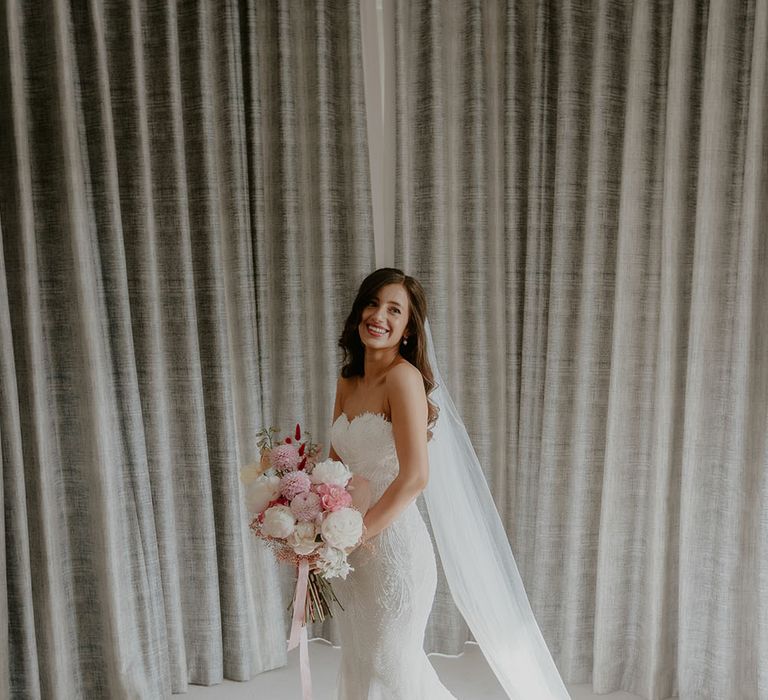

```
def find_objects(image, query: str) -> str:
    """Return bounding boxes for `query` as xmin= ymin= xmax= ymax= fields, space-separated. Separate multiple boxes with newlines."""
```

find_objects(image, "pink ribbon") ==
xmin=287 ymin=559 xmax=313 ymax=700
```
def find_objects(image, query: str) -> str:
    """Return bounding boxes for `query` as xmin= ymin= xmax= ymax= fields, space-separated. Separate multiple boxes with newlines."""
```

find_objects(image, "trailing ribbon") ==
xmin=287 ymin=558 xmax=313 ymax=700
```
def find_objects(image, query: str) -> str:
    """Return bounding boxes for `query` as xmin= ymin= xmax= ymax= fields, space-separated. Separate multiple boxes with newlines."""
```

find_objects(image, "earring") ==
xmin=403 ymin=337 xmax=408 ymax=346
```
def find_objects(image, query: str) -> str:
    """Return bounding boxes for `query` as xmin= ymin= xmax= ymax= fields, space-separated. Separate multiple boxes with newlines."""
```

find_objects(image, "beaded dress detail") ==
xmin=330 ymin=411 xmax=456 ymax=700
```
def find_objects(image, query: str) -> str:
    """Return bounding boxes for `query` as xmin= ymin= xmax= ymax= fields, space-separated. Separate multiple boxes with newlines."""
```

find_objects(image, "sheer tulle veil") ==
xmin=422 ymin=318 xmax=571 ymax=699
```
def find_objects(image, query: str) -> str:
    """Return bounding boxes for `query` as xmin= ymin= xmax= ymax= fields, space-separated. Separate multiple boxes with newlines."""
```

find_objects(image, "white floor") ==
xmin=182 ymin=638 xmax=644 ymax=700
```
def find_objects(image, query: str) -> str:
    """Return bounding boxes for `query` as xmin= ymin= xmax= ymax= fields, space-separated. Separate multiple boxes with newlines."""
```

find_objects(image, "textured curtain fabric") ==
xmin=395 ymin=1 xmax=767 ymax=699
xmin=0 ymin=0 xmax=373 ymax=697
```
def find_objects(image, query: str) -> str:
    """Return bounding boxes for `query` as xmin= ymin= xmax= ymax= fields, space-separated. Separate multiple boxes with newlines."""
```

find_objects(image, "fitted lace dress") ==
xmin=329 ymin=411 xmax=457 ymax=700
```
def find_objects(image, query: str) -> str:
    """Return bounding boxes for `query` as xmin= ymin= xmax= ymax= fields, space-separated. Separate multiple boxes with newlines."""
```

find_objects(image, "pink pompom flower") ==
xmin=280 ymin=470 xmax=311 ymax=500
xmin=290 ymin=491 xmax=322 ymax=522
xmin=315 ymin=483 xmax=353 ymax=512
xmin=270 ymin=443 xmax=301 ymax=472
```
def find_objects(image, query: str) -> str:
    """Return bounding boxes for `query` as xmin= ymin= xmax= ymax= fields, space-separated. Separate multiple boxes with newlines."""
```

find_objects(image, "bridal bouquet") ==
xmin=240 ymin=422 xmax=365 ymax=623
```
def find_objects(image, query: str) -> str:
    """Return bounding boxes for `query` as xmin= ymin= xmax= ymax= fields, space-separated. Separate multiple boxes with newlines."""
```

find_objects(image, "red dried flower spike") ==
xmin=298 ymin=456 xmax=307 ymax=470
xmin=285 ymin=436 xmax=292 ymax=443
xmin=295 ymin=423 xmax=301 ymax=440
xmin=298 ymin=443 xmax=306 ymax=456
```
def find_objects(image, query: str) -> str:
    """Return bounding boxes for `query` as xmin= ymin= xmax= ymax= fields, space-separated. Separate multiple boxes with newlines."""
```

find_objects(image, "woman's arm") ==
xmin=328 ymin=375 xmax=344 ymax=462
xmin=360 ymin=363 xmax=429 ymax=541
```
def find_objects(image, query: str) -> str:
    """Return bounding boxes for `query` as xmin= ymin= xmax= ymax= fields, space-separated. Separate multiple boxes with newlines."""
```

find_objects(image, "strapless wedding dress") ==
xmin=329 ymin=411 xmax=457 ymax=700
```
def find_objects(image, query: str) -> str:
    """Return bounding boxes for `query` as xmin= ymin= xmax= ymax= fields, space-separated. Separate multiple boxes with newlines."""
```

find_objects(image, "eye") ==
xmin=391 ymin=307 xmax=401 ymax=314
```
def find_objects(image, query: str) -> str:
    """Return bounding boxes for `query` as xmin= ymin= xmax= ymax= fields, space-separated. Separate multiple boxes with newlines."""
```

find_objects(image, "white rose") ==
xmin=245 ymin=474 xmax=281 ymax=515
xmin=310 ymin=459 xmax=352 ymax=487
xmin=320 ymin=507 xmax=363 ymax=549
xmin=289 ymin=521 xmax=319 ymax=555
xmin=315 ymin=545 xmax=353 ymax=579
xmin=262 ymin=505 xmax=296 ymax=539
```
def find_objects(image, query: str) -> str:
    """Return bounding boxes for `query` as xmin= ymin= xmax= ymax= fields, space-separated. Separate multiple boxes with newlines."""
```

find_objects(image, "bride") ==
xmin=326 ymin=268 xmax=571 ymax=700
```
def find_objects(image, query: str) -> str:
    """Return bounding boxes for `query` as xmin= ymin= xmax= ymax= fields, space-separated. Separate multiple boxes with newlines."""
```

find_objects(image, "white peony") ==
xmin=320 ymin=507 xmax=363 ymax=549
xmin=315 ymin=545 xmax=353 ymax=579
xmin=310 ymin=459 xmax=352 ymax=487
xmin=245 ymin=474 xmax=281 ymax=515
xmin=262 ymin=505 xmax=296 ymax=539
xmin=289 ymin=521 xmax=319 ymax=556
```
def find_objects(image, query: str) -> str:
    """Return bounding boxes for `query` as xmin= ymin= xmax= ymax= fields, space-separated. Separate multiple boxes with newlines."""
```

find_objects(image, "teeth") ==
xmin=367 ymin=325 xmax=388 ymax=336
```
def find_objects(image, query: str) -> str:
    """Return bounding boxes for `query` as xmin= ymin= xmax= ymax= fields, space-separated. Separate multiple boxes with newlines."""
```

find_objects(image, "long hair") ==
xmin=338 ymin=268 xmax=439 ymax=441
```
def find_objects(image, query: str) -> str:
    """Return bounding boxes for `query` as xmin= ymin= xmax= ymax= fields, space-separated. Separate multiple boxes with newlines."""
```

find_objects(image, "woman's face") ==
xmin=358 ymin=283 xmax=410 ymax=350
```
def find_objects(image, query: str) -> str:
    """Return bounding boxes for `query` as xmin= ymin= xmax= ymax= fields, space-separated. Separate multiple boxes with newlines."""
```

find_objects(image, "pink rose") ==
xmin=316 ymin=483 xmax=352 ymax=512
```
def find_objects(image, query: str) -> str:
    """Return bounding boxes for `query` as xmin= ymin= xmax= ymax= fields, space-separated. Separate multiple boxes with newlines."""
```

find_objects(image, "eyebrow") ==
xmin=372 ymin=296 xmax=402 ymax=308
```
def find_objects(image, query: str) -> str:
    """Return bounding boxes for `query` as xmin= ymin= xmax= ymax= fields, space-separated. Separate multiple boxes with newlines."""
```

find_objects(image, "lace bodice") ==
xmin=330 ymin=411 xmax=400 ymax=501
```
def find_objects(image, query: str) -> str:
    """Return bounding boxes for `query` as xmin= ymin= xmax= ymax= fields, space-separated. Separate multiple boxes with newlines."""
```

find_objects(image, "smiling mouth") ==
xmin=366 ymin=324 xmax=389 ymax=337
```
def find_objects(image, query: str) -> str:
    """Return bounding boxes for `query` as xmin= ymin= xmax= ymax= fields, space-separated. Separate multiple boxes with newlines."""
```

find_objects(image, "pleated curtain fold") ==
xmin=0 ymin=1 xmax=373 ymax=697
xmin=3 ymin=0 xmax=767 ymax=698
xmin=394 ymin=1 xmax=767 ymax=698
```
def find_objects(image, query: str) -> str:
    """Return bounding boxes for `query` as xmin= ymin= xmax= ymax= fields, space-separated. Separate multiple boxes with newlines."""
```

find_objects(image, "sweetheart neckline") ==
xmin=337 ymin=410 xmax=393 ymax=428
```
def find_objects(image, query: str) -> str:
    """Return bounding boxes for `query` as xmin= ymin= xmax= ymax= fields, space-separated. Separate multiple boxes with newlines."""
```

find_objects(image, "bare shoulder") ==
xmin=337 ymin=373 xmax=353 ymax=396
xmin=386 ymin=360 xmax=423 ymax=387
xmin=385 ymin=361 xmax=426 ymax=403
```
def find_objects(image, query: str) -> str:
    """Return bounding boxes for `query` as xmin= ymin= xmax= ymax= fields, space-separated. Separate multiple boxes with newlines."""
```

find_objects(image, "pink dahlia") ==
xmin=270 ymin=443 xmax=301 ymax=472
xmin=290 ymin=491 xmax=322 ymax=522
xmin=315 ymin=483 xmax=352 ymax=512
xmin=280 ymin=470 xmax=311 ymax=500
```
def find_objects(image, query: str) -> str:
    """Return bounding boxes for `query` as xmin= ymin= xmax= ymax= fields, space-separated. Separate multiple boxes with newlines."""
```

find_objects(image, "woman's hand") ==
xmin=344 ymin=521 xmax=369 ymax=556
xmin=348 ymin=474 xmax=372 ymax=514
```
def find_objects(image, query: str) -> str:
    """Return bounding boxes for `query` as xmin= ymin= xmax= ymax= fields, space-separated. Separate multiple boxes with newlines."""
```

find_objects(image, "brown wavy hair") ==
xmin=338 ymin=268 xmax=439 ymax=441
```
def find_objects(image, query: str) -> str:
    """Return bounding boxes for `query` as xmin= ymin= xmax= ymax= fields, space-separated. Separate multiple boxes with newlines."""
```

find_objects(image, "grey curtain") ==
xmin=0 ymin=1 xmax=373 ymax=697
xmin=395 ymin=1 xmax=767 ymax=699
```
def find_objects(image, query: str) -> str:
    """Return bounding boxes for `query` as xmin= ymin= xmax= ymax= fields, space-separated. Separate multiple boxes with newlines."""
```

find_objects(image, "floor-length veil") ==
xmin=422 ymin=319 xmax=571 ymax=699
